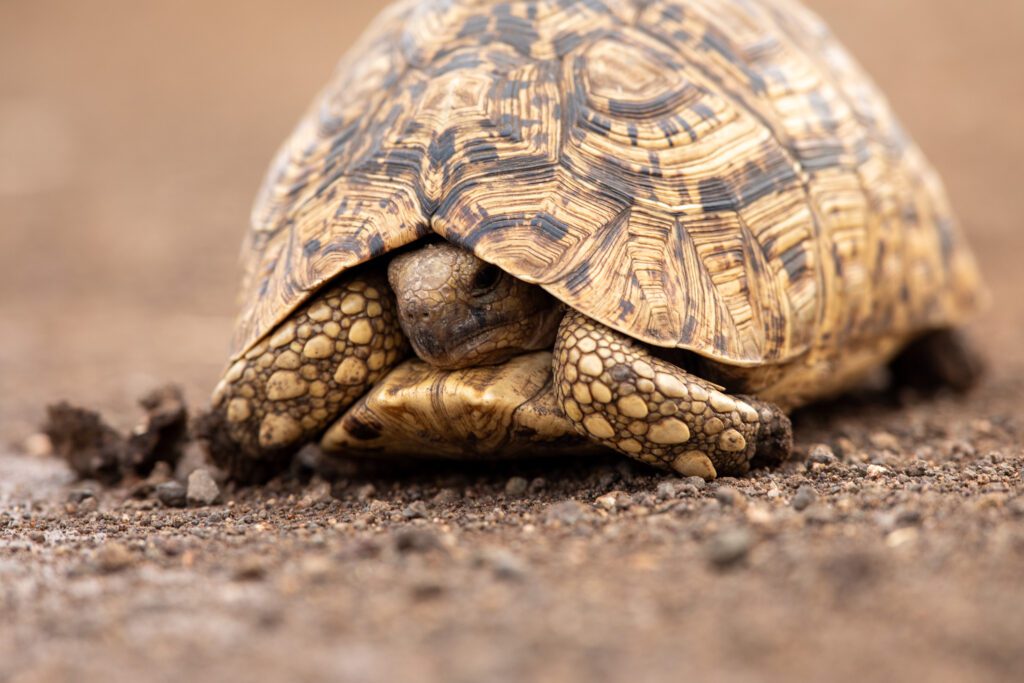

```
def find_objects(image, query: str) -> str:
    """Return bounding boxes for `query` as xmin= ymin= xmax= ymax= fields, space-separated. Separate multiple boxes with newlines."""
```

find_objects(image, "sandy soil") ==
xmin=2 ymin=1 xmax=1023 ymax=681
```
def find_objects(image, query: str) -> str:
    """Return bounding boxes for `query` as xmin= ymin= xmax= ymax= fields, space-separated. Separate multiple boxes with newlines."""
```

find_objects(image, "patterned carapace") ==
xmin=232 ymin=0 xmax=982 ymax=367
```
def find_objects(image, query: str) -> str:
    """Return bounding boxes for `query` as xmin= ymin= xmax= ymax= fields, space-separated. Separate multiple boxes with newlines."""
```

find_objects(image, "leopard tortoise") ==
xmin=206 ymin=0 xmax=985 ymax=481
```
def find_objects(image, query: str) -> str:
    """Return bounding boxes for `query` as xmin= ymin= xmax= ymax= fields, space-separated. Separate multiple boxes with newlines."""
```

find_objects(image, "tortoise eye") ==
xmin=472 ymin=264 xmax=502 ymax=293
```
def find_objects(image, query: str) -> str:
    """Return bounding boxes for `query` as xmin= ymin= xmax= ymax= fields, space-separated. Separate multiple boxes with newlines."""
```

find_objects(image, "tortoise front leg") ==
xmin=211 ymin=271 xmax=408 ymax=469
xmin=552 ymin=310 xmax=792 ymax=479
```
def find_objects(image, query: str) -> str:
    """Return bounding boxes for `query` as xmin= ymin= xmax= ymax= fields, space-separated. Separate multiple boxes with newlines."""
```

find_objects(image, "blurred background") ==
xmin=1 ymin=0 xmax=1022 ymax=445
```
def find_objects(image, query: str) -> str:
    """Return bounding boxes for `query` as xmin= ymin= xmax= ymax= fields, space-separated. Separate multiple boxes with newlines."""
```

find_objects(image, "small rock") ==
xmin=67 ymin=488 xmax=95 ymax=504
xmin=95 ymin=541 xmax=135 ymax=573
xmin=656 ymin=481 xmax=678 ymax=500
xmin=504 ymin=476 xmax=529 ymax=497
xmin=707 ymin=528 xmax=753 ymax=568
xmin=869 ymin=432 xmax=901 ymax=452
xmin=676 ymin=484 xmax=699 ymax=497
xmin=355 ymin=483 xmax=377 ymax=501
xmin=394 ymin=527 xmax=443 ymax=554
xmin=432 ymin=488 xmax=457 ymax=504
xmin=685 ymin=476 xmax=707 ymax=491
xmin=866 ymin=464 xmax=889 ymax=479
xmin=155 ymin=481 xmax=187 ymax=508
xmin=791 ymin=485 xmax=818 ymax=511
xmin=745 ymin=504 xmax=776 ymax=528
xmin=545 ymin=500 xmax=588 ymax=525
xmin=402 ymin=501 xmax=428 ymax=519
xmin=298 ymin=480 xmax=332 ymax=508
xmin=895 ymin=507 xmax=922 ymax=527
xmin=807 ymin=444 xmax=837 ymax=465
xmin=905 ymin=460 xmax=929 ymax=477
xmin=595 ymin=490 xmax=632 ymax=510
xmin=186 ymin=469 xmax=220 ymax=506
xmin=714 ymin=486 xmax=743 ymax=507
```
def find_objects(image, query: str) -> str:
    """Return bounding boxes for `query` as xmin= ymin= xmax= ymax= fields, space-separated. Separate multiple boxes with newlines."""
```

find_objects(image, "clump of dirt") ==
xmin=42 ymin=385 xmax=190 ymax=484
xmin=42 ymin=402 xmax=127 ymax=485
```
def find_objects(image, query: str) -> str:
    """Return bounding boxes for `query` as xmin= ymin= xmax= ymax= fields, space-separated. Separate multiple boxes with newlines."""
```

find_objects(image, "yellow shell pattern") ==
xmin=232 ymin=0 xmax=984 ymax=368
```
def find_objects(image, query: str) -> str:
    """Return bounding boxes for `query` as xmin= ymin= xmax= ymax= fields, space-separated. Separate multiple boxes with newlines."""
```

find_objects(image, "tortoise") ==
xmin=206 ymin=0 xmax=985 ymax=482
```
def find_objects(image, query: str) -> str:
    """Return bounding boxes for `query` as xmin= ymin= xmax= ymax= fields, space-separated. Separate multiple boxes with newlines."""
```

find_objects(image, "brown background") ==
xmin=1 ymin=2 xmax=1023 ymax=682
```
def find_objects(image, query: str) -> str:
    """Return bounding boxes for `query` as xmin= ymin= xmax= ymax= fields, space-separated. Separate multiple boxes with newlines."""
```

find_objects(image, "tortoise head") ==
xmin=387 ymin=242 xmax=562 ymax=370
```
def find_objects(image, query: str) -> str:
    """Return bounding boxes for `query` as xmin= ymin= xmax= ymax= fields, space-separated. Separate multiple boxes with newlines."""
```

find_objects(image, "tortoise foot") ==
xmin=553 ymin=310 xmax=792 ymax=480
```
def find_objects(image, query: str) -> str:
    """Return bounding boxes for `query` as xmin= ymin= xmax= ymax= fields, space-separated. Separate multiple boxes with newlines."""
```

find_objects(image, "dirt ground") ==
xmin=2 ymin=1 xmax=1023 ymax=681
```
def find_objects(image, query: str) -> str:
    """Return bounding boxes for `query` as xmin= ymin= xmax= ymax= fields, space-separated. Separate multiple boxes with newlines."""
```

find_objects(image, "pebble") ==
xmin=685 ymin=476 xmax=707 ymax=490
xmin=707 ymin=528 xmax=753 ymax=568
xmin=393 ymin=527 xmax=443 ymax=554
xmin=155 ymin=481 xmax=187 ymax=508
xmin=355 ymin=483 xmax=377 ymax=501
xmin=95 ymin=541 xmax=135 ymax=573
xmin=714 ymin=486 xmax=743 ymax=507
xmin=807 ymin=444 xmax=838 ymax=464
xmin=866 ymin=465 xmax=889 ymax=479
xmin=595 ymin=491 xmax=633 ymax=511
xmin=791 ymin=485 xmax=818 ymax=511
xmin=186 ymin=469 xmax=221 ymax=506
xmin=869 ymin=432 xmax=901 ymax=451
xmin=297 ymin=481 xmax=332 ymax=508
xmin=504 ymin=477 xmax=529 ymax=497
xmin=656 ymin=481 xmax=678 ymax=500
xmin=402 ymin=501 xmax=428 ymax=519
xmin=67 ymin=488 xmax=94 ymax=504
xmin=905 ymin=460 xmax=929 ymax=477
xmin=432 ymin=488 xmax=457 ymax=504
xmin=545 ymin=500 xmax=587 ymax=526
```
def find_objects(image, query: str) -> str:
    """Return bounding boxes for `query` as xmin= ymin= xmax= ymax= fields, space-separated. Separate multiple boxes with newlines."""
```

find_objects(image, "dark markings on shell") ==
xmin=428 ymin=128 xmax=458 ymax=169
xmin=343 ymin=415 xmax=383 ymax=441
xmin=781 ymin=244 xmax=808 ymax=281
xmin=530 ymin=212 xmax=572 ymax=241
xmin=303 ymin=239 xmax=321 ymax=258
xmin=231 ymin=0 xmax=983 ymax=366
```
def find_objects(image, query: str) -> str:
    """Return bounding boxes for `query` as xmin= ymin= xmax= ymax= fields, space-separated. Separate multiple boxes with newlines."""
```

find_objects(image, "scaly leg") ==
xmin=209 ymin=271 xmax=408 ymax=476
xmin=552 ymin=310 xmax=791 ymax=479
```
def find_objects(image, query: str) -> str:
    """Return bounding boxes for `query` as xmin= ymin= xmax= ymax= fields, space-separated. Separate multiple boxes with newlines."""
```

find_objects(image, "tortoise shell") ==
xmin=232 ymin=0 xmax=983 ymax=366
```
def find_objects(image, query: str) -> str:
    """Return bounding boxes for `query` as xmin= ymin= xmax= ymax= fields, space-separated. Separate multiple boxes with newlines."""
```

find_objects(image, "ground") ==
xmin=1 ymin=1 xmax=1023 ymax=681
